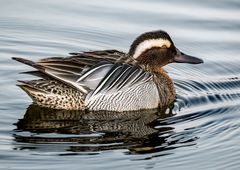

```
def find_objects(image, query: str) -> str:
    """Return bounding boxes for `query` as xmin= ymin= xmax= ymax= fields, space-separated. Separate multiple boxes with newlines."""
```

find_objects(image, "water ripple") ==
xmin=1 ymin=0 xmax=240 ymax=170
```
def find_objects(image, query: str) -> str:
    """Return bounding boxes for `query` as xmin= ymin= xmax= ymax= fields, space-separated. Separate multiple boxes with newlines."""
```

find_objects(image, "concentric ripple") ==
xmin=1 ymin=0 xmax=240 ymax=170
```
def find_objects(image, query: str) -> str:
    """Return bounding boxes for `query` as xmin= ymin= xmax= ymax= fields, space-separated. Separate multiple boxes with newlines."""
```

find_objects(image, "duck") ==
xmin=12 ymin=30 xmax=203 ymax=112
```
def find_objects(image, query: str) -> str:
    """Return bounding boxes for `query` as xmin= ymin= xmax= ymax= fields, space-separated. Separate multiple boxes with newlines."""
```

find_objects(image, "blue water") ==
xmin=0 ymin=0 xmax=240 ymax=169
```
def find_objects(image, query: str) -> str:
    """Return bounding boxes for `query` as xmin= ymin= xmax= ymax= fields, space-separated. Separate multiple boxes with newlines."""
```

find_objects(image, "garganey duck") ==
xmin=13 ymin=30 xmax=203 ymax=112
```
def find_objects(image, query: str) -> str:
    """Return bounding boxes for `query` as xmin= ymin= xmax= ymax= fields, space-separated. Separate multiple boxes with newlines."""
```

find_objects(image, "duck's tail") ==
xmin=12 ymin=57 xmax=87 ymax=110
xmin=17 ymin=79 xmax=85 ymax=110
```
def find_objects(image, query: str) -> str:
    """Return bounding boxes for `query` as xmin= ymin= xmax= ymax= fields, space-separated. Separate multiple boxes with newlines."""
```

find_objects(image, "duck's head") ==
xmin=128 ymin=30 xmax=203 ymax=72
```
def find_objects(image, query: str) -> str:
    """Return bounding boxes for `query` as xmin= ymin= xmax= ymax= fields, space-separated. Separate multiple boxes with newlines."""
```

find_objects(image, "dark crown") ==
xmin=128 ymin=30 xmax=175 ymax=57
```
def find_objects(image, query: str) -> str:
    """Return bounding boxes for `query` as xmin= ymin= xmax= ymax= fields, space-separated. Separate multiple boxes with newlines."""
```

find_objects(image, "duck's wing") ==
xmin=12 ymin=50 xmax=137 ymax=94
xmin=87 ymin=62 xmax=153 ymax=97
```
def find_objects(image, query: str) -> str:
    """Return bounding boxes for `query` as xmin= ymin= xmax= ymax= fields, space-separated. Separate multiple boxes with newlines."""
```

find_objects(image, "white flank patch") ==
xmin=133 ymin=39 xmax=171 ymax=59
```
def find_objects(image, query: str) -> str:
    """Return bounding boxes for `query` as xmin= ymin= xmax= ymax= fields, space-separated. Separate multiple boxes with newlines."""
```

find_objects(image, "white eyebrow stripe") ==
xmin=133 ymin=39 xmax=171 ymax=59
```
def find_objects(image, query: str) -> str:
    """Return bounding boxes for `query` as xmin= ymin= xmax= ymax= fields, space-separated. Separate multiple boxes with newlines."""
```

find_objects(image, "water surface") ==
xmin=0 ymin=0 xmax=240 ymax=170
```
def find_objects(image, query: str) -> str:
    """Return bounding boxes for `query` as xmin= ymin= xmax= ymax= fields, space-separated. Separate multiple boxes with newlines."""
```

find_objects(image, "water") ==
xmin=0 ymin=0 xmax=240 ymax=169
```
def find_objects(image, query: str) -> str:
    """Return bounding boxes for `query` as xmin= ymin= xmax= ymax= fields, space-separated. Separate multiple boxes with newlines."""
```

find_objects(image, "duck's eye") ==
xmin=161 ymin=45 xmax=168 ymax=49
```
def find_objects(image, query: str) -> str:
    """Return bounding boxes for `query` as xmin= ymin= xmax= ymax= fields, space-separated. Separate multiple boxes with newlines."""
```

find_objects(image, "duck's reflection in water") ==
xmin=14 ymin=104 xmax=197 ymax=155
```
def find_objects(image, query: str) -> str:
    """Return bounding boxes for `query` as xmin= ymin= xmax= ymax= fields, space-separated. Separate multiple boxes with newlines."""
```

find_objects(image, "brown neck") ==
xmin=138 ymin=62 xmax=166 ymax=75
xmin=152 ymin=67 xmax=176 ymax=106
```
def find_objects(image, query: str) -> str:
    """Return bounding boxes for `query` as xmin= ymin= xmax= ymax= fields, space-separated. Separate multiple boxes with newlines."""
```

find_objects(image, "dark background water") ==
xmin=0 ymin=0 xmax=240 ymax=169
